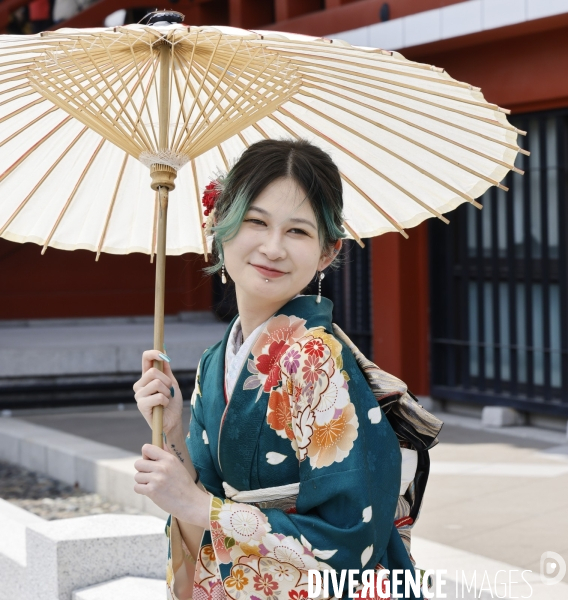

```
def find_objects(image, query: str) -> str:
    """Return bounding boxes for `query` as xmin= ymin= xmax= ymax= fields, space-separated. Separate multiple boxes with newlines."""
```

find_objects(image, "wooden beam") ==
xmin=263 ymin=0 xmax=464 ymax=37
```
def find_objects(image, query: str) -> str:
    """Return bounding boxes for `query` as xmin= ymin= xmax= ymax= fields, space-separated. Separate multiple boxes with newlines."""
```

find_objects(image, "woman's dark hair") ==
xmin=207 ymin=139 xmax=346 ymax=273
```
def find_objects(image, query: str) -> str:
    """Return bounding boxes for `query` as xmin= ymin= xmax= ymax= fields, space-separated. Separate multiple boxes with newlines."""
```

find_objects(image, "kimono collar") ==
xmin=273 ymin=294 xmax=334 ymax=331
xmin=223 ymin=295 xmax=333 ymax=398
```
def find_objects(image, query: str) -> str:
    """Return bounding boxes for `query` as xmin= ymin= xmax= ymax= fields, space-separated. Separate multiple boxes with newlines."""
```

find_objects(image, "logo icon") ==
xmin=540 ymin=551 xmax=566 ymax=586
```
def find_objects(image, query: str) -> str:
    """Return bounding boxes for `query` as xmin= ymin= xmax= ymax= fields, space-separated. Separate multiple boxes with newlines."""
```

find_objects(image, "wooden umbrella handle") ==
xmin=152 ymin=185 xmax=169 ymax=446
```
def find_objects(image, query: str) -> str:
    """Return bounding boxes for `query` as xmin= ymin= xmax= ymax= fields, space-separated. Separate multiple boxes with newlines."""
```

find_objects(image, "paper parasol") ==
xmin=0 ymin=11 xmax=524 ymax=443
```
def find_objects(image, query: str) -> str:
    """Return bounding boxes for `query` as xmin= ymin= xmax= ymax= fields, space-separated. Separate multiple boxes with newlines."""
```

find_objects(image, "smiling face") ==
xmin=222 ymin=177 xmax=339 ymax=311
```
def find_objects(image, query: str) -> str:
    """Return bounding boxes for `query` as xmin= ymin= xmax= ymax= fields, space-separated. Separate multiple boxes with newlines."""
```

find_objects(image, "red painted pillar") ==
xmin=371 ymin=221 xmax=430 ymax=395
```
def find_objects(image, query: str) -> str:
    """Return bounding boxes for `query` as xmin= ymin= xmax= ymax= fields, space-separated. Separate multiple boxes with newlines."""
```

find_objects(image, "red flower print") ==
xmin=253 ymin=573 xmax=278 ymax=594
xmin=256 ymin=340 xmax=289 ymax=391
xmin=301 ymin=354 xmax=322 ymax=384
xmin=304 ymin=338 xmax=325 ymax=358
xmin=289 ymin=590 xmax=308 ymax=600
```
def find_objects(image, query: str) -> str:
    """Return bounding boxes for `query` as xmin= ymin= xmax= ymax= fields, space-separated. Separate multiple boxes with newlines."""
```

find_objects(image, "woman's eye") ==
xmin=289 ymin=228 xmax=309 ymax=236
xmin=244 ymin=218 xmax=266 ymax=226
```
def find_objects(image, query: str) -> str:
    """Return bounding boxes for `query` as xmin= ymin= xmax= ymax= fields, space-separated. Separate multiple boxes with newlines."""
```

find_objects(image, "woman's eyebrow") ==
xmin=248 ymin=205 xmax=316 ymax=230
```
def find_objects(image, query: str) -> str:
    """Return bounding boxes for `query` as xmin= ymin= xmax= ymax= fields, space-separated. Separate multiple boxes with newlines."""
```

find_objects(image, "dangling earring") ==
xmin=221 ymin=263 xmax=227 ymax=284
xmin=316 ymin=271 xmax=325 ymax=304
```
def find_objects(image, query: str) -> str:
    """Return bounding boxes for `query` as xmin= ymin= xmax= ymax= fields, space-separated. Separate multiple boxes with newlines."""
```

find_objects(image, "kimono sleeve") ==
xmin=166 ymin=355 xmax=223 ymax=600
xmin=207 ymin=328 xmax=409 ymax=596
xmin=186 ymin=355 xmax=225 ymax=497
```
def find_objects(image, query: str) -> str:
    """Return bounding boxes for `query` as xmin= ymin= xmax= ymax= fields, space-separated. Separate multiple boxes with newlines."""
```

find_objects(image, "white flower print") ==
xmin=217 ymin=501 xmax=271 ymax=543
xmin=361 ymin=545 xmax=374 ymax=567
xmin=260 ymin=533 xmax=334 ymax=571
xmin=311 ymin=369 xmax=350 ymax=425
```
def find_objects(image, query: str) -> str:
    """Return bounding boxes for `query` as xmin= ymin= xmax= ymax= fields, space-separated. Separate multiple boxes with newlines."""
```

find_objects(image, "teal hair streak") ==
xmin=204 ymin=184 xmax=253 ymax=275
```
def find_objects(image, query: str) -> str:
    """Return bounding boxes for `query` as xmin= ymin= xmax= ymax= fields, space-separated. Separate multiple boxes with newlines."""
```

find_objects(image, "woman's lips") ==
xmin=251 ymin=264 xmax=287 ymax=279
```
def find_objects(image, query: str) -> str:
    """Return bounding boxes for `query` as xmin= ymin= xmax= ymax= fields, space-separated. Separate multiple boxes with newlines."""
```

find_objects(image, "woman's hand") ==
xmin=134 ymin=443 xmax=210 ymax=529
xmin=133 ymin=350 xmax=183 ymax=436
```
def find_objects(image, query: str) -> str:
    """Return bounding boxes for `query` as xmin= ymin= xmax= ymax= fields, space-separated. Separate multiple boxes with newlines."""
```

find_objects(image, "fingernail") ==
xmin=170 ymin=386 xmax=175 ymax=398
xmin=158 ymin=352 xmax=171 ymax=363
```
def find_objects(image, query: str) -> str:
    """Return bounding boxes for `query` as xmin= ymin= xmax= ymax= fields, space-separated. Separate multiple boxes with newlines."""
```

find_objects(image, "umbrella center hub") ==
xmin=150 ymin=164 xmax=177 ymax=191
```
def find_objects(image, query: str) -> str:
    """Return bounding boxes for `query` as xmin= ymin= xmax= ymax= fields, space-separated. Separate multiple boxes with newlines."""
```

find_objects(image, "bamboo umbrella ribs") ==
xmin=0 ymin=12 xmax=526 ymax=443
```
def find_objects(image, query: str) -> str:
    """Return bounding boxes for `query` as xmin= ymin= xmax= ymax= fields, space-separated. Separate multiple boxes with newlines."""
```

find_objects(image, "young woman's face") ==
xmin=222 ymin=177 xmax=338 ymax=307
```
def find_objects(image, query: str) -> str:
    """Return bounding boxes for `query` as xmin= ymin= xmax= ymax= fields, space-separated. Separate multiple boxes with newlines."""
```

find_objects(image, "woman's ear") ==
xmin=318 ymin=239 xmax=342 ymax=271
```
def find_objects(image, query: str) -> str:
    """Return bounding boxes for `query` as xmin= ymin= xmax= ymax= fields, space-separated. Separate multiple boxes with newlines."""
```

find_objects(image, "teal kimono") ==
xmin=166 ymin=296 xmax=423 ymax=600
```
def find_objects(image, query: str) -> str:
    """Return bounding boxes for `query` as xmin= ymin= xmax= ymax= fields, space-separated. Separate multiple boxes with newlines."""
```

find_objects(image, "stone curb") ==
xmin=0 ymin=417 xmax=167 ymax=518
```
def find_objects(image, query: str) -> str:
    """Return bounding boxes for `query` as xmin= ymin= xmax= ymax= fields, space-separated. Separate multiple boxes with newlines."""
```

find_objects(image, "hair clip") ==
xmin=202 ymin=181 xmax=221 ymax=218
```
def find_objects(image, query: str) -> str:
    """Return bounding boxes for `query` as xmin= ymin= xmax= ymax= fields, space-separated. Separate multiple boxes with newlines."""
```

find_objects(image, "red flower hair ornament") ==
xmin=201 ymin=175 xmax=224 ymax=235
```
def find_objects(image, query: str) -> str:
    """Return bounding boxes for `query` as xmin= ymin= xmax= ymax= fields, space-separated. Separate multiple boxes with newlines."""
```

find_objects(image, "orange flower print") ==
xmin=267 ymin=389 xmax=294 ymax=440
xmin=202 ymin=545 xmax=216 ymax=561
xmin=307 ymin=402 xmax=358 ymax=468
xmin=304 ymin=338 xmax=325 ymax=359
xmin=226 ymin=568 xmax=249 ymax=591
xmin=254 ymin=573 xmax=279 ymax=594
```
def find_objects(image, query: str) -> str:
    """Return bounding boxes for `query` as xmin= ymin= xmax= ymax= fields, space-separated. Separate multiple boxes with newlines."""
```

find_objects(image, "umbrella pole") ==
xmin=151 ymin=40 xmax=176 ymax=446
xmin=151 ymin=185 xmax=169 ymax=447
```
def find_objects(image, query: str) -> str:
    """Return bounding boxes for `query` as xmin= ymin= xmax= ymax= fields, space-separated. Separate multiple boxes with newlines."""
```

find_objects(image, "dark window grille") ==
xmin=213 ymin=239 xmax=373 ymax=358
xmin=429 ymin=109 xmax=568 ymax=417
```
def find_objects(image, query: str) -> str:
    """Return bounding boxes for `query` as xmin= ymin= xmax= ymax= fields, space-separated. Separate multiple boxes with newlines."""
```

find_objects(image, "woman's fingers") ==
xmin=134 ymin=457 xmax=157 ymax=473
xmin=135 ymin=377 xmax=171 ymax=400
xmin=160 ymin=359 xmax=178 ymax=386
xmin=141 ymin=443 xmax=170 ymax=461
xmin=134 ymin=392 xmax=169 ymax=417
xmin=133 ymin=366 xmax=171 ymax=392
xmin=134 ymin=471 xmax=151 ymax=484
xmin=141 ymin=349 xmax=172 ymax=375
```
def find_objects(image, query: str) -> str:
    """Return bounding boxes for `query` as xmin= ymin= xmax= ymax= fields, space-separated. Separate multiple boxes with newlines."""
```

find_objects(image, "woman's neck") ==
xmin=236 ymin=289 xmax=296 ymax=341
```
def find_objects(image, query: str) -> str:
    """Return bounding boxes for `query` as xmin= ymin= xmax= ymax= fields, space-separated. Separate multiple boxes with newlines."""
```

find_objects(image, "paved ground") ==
xmin=15 ymin=406 xmax=568 ymax=598
xmin=21 ymin=402 xmax=190 ymax=454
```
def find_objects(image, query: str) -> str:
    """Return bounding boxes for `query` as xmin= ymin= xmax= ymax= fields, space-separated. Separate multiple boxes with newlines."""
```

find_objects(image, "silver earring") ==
xmin=316 ymin=271 xmax=325 ymax=304
xmin=221 ymin=263 xmax=227 ymax=284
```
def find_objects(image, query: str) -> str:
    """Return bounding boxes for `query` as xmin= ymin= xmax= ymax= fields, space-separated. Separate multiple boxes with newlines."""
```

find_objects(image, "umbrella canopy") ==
xmin=0 ymin=20 xmax=525 ymax=258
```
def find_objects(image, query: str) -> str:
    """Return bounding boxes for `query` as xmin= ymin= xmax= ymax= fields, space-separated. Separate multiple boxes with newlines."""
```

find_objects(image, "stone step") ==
xmin=73 ymin=577 xmax=165 ymax=600
xmin=0 ymin=498 xmax=167 ymax=600
xmin=0 ymin=417 xmax=167 ymax=519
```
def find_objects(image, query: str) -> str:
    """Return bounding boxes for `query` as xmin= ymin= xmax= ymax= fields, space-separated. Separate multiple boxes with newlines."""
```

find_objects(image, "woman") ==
xmin=133 ymin=140 xmax=425 ymax=600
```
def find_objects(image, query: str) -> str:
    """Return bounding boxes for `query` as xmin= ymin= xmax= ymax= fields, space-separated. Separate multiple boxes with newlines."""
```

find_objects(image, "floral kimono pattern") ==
xmin=166 ymin=296 xmax=423 ymax=600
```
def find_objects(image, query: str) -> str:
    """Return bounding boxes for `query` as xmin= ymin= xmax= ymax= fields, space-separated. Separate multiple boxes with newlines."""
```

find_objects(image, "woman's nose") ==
xmin=259 ymin=231 xmax=286 ymax=260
